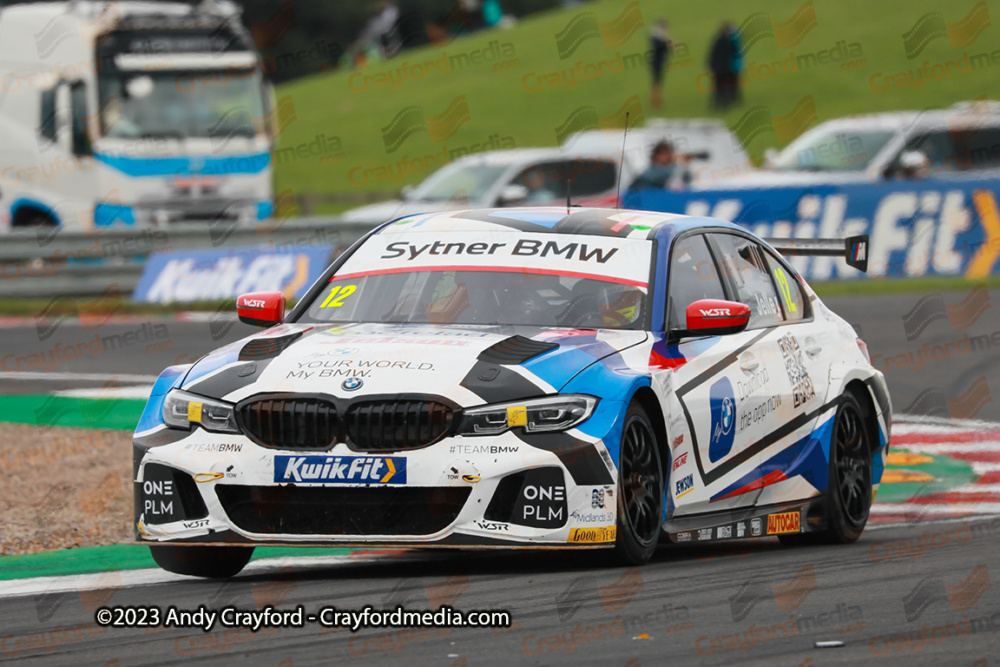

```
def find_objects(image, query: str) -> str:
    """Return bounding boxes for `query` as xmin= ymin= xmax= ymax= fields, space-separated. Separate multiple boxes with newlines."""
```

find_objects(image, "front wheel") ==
xmin=150 ymin=545 xmax=254 ymax=578
xmin=612 ymin=402 xmax=663 ymax=565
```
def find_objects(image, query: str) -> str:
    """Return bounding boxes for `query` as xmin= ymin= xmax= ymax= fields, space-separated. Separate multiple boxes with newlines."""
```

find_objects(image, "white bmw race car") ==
xmin=133 ymin=207 xmax=891 ymax=577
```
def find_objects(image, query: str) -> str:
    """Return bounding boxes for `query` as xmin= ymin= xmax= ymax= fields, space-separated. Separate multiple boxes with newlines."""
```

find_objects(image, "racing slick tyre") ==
xmin=150 ymin=545 xmax=255 ymax=578
xmin=781 ymin=393 xmax=872 ymax=546
xmin=612 ymin=402 xmax=664 ymax=565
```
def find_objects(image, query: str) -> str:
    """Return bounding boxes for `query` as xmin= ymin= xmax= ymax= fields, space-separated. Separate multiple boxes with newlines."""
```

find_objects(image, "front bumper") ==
xmin=95 ymin=199 xmax=269 ymax=227
xmin=133 ymin=425 xmax=620 ymax=549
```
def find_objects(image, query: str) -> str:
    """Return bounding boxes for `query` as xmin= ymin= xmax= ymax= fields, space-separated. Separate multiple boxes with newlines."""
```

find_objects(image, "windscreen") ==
xmin=409 ymin=163 xmax=508 ymax=201
xmin=770 ymin=128 xmax=895 ymax=172
xmin=299 ymin=231 xmax=653 ymax=329
xmin=97 ymin=69 xmax=265 ymax=139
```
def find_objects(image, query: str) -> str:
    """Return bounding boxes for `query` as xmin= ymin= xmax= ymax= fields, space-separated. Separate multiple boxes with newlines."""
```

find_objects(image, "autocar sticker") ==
xmin=766 ymin=510 xmax=802 ymax=534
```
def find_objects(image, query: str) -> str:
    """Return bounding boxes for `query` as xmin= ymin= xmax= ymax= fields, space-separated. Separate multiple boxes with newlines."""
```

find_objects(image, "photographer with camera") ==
xmin=630 ymin=140 xmax=703 ymax=191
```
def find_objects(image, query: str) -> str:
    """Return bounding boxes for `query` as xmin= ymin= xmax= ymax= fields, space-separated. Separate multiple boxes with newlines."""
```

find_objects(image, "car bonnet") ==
xmin=178 ymin=323 xmax=647 ymax=407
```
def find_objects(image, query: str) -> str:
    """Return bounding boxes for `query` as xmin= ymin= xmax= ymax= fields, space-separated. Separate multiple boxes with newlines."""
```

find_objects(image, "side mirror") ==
xmin=400 ymin=184 xmax=414 ymax=200
xmin=263 ymin=80 xmax=277 ymax=139
xmin=497 ymin=184 xmax=529 ymax=206
xmin=676 ymin=299 xmax=751 ymax=337
xmin=54 ymin=84 xmax=73 ymax=153
xmin=237 ymin=291 xmax=285 ymax=327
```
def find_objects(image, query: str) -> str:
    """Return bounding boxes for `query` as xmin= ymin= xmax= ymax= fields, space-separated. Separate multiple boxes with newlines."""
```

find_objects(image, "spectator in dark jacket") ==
xmin=708 ymin=21 xmax=742 ymax=110
xmin=649 ymin=19 xmax=672 ymax=110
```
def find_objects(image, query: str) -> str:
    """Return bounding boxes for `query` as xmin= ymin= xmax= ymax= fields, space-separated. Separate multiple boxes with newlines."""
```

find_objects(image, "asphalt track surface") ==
xmin=1 ymin=520 xmax=998 ymax=665
xmin=1 ymin=291 xmax=998 ymax=421
xmin=1 ymin=292 xmax=999 ymax=665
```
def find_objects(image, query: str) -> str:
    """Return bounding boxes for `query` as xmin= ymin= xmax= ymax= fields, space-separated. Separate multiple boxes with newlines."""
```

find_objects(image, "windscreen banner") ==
xmin=337 ymin=230 xmax=653 ymax=287
xmin=133 ymin=245 xmax=332 ymax=303
xmin=625 ymin=178 xmax=1000 ymax=281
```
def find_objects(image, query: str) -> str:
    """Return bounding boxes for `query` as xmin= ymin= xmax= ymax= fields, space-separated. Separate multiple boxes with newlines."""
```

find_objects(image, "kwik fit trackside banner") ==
xmin=625 ymin=178 xmax=1000 ymax=281
xmin=133 ymin=245 xmax=332 ymax=303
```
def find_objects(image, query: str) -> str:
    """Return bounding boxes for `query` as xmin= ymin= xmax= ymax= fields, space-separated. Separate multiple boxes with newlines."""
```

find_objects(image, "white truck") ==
xmin=0 ymin=0 xmax=274 ymax=232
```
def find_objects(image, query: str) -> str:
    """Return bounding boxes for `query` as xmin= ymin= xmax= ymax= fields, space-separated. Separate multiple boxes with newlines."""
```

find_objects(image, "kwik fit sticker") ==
xmin=274 ymin=455 xmax=406 ymax=484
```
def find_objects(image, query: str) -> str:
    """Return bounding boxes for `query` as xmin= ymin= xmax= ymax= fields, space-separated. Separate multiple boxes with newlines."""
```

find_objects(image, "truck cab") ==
xmin=0 ymin=0 xmax=274 ymax=232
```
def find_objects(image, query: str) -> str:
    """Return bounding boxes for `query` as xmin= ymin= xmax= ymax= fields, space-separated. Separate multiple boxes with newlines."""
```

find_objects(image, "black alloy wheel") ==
xmin=780 ymin=392 xmax=873 ymax=546
xmin=613 ymin=402 xmax=663 ymax=564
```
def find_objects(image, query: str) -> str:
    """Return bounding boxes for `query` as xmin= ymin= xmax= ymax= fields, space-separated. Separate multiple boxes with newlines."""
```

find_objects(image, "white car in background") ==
xmin=735 ymin=100 xmax=1000 ymax=187
xmin=562 ymin=118 xmax=755 ymax=192
xmin=343 ymin=120 xmax=757 ymax=223
xmin=341 ymin=148 xmax=620 ymax=223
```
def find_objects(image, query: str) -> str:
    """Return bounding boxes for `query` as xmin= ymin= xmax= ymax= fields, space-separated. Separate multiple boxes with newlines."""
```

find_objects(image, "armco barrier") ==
xmin=0 ymin=218 xmax=380 ymax=298
xmin=5 ymin=182 xmax=1000 ymax=299
xmin=626 ymin=178 xmax=1000 ymax=281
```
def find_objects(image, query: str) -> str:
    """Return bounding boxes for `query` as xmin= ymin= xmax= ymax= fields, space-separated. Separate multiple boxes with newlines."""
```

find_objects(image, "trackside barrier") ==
xmin=625 ymin=177 xmax=1000 ymax=281
xmin=0 ymin=218 xmax=380 ymax=298
xmin=6 ymin=179 xmax=1000 ymax=299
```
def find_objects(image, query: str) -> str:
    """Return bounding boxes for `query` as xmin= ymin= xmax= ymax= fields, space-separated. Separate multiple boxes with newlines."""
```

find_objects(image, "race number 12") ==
xmin=320 ymin=285 xmax=357 ymax=308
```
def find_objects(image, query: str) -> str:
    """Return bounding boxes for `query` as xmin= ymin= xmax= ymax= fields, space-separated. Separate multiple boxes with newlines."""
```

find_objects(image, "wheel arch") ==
xmin=629 ymin=385 xmax=670 ymax=483
xmin=10 ymin=198 xmax=60 ymax=227
xmin=845 ymin=379 xmax=880 ymax=457
xmin=828 ymin=364 xmax=892 ymax=449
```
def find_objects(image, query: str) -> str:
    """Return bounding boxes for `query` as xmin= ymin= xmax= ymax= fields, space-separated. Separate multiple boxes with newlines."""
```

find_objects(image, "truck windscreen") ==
xmin=97 ymin=69 xmax=264 ymax=140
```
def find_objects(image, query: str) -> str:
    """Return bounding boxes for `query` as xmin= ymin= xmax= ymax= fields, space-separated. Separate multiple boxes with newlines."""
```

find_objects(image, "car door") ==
xmin=753 ymin=247 xmax=834 ymax=506
xmin=708 ymin=232 xmax=833 ymax=509
xmin=656 ymin=232 xmax=769 ymax=517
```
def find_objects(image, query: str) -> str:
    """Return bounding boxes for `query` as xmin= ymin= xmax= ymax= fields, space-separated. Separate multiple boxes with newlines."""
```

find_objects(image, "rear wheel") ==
xmin=781 ymin=393 xmax=872 ymax=545
xmin=612 ymin=402 xmax=663 ymax=565
xmin=150 ymin=545 xmax=254 ymax=578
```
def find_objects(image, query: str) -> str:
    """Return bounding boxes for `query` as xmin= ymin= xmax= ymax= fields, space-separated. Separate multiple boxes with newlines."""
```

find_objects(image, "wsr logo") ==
xmin=709 ymin=377 xmax=736 ymax=462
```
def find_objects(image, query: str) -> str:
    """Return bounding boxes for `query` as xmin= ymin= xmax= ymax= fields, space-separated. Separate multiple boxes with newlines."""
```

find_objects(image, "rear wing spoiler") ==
xmin=763 ymin=235 xmax=869 ymax=273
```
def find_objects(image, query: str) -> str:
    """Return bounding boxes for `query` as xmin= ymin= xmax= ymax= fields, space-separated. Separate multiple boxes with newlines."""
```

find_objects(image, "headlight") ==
xmin=457 ymin=395 xmax=597 ymax=436
xmin=163 ymin=389 xmax=238 ymax=433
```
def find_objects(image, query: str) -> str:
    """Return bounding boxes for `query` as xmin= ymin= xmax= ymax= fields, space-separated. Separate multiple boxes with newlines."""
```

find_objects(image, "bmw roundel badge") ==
xmin=342 ymin=378 xmax=363 ymax=391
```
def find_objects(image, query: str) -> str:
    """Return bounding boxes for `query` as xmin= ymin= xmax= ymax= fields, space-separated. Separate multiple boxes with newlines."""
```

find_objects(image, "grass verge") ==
xmin=811 ymin=276 xmax=1000 ymax=297
xmin=0 ymin=544 xmax=358 ymax=581
xmin=272 ymin=0 xmax=998 ymax=198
